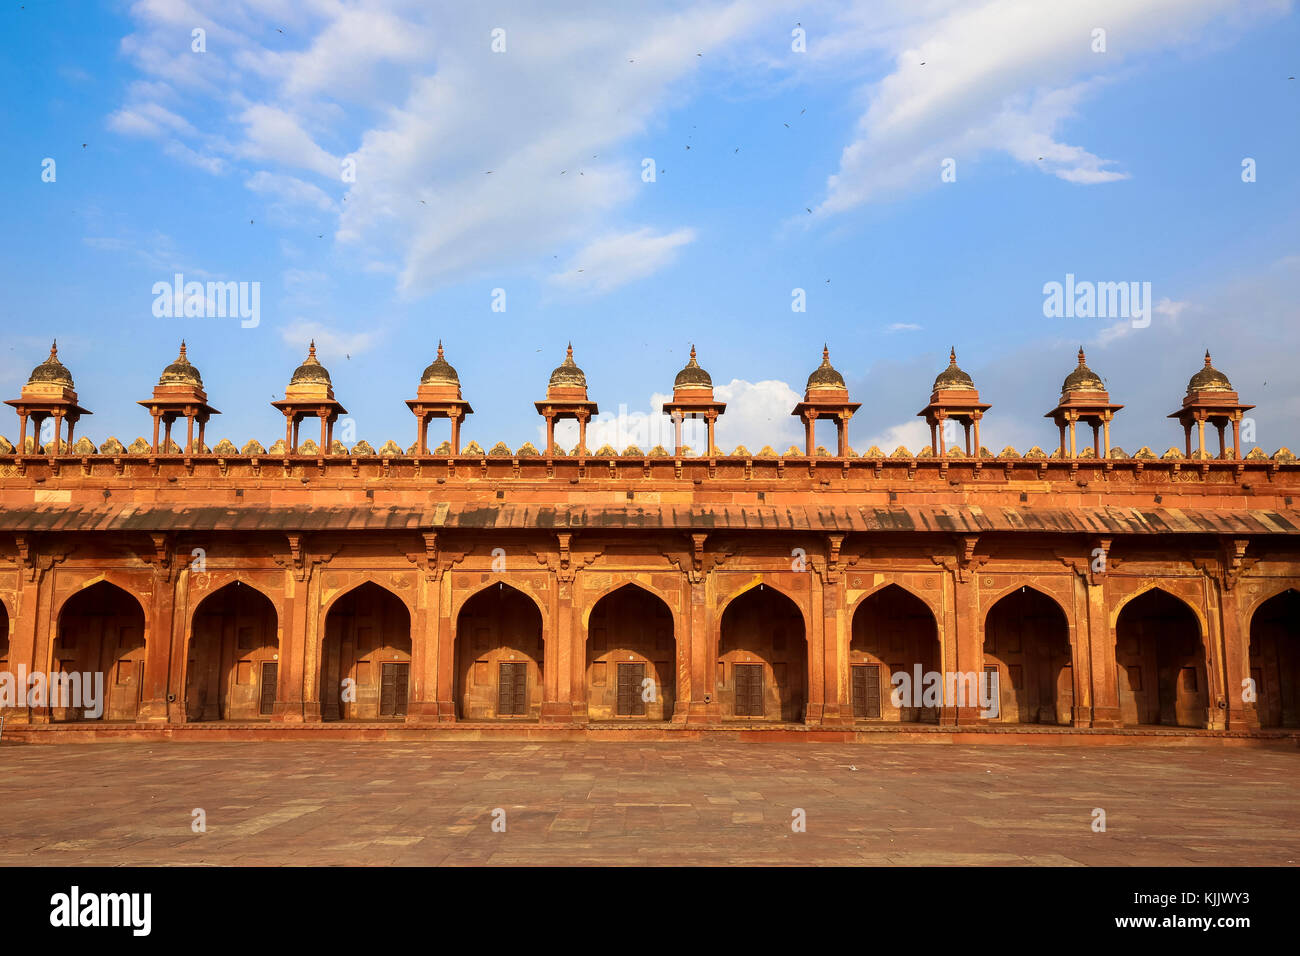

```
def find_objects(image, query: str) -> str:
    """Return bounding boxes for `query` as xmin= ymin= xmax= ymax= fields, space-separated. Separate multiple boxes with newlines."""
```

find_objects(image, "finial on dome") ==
xmin=437 ymin=340 xmax=444 ymax=359
xmin=50 ymin=340 xmax=59 ymax=360
xmin=690 ymin=344 xmax=697 ymax=361
xmin=308 ymin=340 xmax=317 ymax=359
xmin=1205 ymin=349 xmax=1213 ymax=366
xmin=1077 ymin=346 xmax=1086 ymax=365
xmin=567 ymin=342 xmax=574 ymax=359
xmin=949 ymin=346 xmax=957 ymax=365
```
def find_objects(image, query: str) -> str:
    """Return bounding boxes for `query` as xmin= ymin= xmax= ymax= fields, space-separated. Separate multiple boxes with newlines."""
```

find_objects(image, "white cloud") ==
xmin=886 ymin=322 xmax=922 ymax=332
xmin=237 ymin=104 xmax=339 ymax=178
xmin=549 ymin=228 xmax=697 ymax=296
xmin=245 ymin=171 xmax=336 ymax=212
xmin=107 ymin=102 xmax=196 ymax=138
xmin=714 ymin=378 xmax=803 ymax=452
xmin=814 ymin=0 xmax=1284 ymax=216
xmin=112 ymin=0 xmax=779 ymax=295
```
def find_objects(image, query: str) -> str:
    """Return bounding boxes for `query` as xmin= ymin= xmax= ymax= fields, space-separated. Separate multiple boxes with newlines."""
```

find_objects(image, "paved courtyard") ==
xmin=1 ymin=741 xmax=1297 ymax=865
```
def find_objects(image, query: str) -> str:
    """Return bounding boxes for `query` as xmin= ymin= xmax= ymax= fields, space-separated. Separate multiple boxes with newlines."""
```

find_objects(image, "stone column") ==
xmin=1086 ymin=575 xmax=1121 ymax=727
xmin=952 ymin=572 xmax=982 ymax=725
xmin=540 ymin=571 xmax=576 ymax=722
xmin=1220 ymin=583 xmax=1253 ymax=730
xmin=138 ymin=565 xmax=175 ymax=723
xmin=407 ymin=570 xmax=439 ymax=722
xmin=3 ymin=568 xmax=47 ymax=725
xmin=1201 ymin=576 xmax=1228 ymax=731
xmin=685 ymin=574 xmax=718 ymax=722
xmin=818 ymin=571 xmax=849 ymax=724
xmin=1068 ymin=572 xmax=1094 ymax=727
xmin=804 ymin=573 xmax=826 ymax=724
xmin=278 ymin=567 xmax=311 ymax=722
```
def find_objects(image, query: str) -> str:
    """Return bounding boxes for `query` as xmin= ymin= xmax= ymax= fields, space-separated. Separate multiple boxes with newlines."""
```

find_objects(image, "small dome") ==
xmin=158 ymin=341 xmax=203 ymax=387
xmin=674 ymin=345 xmax=712 ymax=389
xmin=421 ymin=341 xmax=459 ymax=386
xmin=1062 ymin=347 xmax=1104 ymax=393
xmin=1187 ymin=350 xmax=1233 ymax=393
xmin=933 ymin=347 xmax=975 ymax=391
xmin=26 ymin=341 xmax=74 ymax=389
xmin=290 ymin=341 xmax=332 ymax=387
xmin=805 ymin=345 xmax=846 ymax=391
xmin=548 ymin=343 xmax=586 ymax=389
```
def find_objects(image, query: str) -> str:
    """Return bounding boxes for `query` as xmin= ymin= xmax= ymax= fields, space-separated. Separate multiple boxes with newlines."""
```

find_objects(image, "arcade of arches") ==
xmin=1 ymin=532 xmax=1299 ymax=738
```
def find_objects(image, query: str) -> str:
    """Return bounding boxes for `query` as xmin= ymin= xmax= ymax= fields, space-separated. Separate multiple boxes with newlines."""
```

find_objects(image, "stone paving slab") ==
xmin=0 ymin=741 xmax=1296 ymax=866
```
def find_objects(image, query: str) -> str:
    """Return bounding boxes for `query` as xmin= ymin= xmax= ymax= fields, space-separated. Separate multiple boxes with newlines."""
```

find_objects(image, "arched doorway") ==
xmin=1116 ymin=589 xmax=1207 ymax=728
xmin=320 ymin=583 xmax=411 ymax=721
xmin=186 ymin=583 xmax=279 ymax=722
xmin=1249 ymin=589 xmax=1300 ymax=728
xmin=52 ymin=581 xmax=147 ymax=722
xmin=586 ymin=585 xmax=675 ymax=721
xmin=984 ymin=587 xmax=1073 ymax=725
xmin=718 ymin=585 xmax=806 ymax=721
xmin=455 ymin=584 xmax=544 ymax=720
xmin=850 ymin=585 xmax=940 ymax=723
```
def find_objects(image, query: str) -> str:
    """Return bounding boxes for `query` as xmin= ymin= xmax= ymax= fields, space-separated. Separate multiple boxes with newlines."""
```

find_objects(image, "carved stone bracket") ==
xmin=933 ymin=534 xmax=987 ymax=583
xmin=274 ymin=533 xmax=340 ymax=582
xmin=140 ymin=532 xmax=177 ymax=582
xmin=404 ymin=531 xmax=467 ymax=582
xmin=1056 ymin=535 xmax=1115 ymax=586
xmin=535 ymin=532 xmax=600 ymax=583
xmin=14 ymin=533 xmax=35 ymax=582
xmin=1221 ymin=537 xmax=1255 ymax=591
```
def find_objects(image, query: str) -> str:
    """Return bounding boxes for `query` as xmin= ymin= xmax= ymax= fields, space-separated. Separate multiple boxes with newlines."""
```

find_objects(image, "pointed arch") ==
xmin=585 ymin=583 xmax=676 ymax=721
xmin=320 ymin=581 xmax=412 ymax=721
xmin=1249 ymin=588 xmax=1300 ymax=728
xmin=984 ymin=585 xmax=1073 ymax=725
xmin=455 ymin=582 xmax=544 ymax=721
xmin=1115 ymin=586 xmax=1207 ymax=728
xmin=718 ymin=578 xmax=811 ymax=640
xmin=581 ymin=578 xmax=677 ymax=631
xmin=718 ymin=583 xmax=807 ymax=721
xmin=53 ymin=581 xmax=148 ymax=722
xmin=320 ymin=577 xmax=415 ymax=622
xmin=849 ymin=583 xmax=940 ymax=723
xmin=847 ymin=579 xmax=939 ymax=622
xmin=185 ymin=581 xmax=280 ymax=722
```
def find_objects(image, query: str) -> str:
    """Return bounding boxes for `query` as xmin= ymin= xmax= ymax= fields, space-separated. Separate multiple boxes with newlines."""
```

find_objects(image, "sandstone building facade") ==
xmin=1 ymin=341 xmax=1298 ymax=739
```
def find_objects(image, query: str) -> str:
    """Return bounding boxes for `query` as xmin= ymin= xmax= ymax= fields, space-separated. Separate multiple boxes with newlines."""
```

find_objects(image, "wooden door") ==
xmin=498 ymin=662 xmax=527 ymax=716
xmin=616 ymin=662 xmax=646 ymax=716
xmin=259 ymin=662 xmax=278 ymax=716
xmin=851 ymin=664 xmax=881 ymax=718
xmin=734 ymin=664 xmax=764 ymax=717
xmin=380 ymin=662 xmax=409 ymax=717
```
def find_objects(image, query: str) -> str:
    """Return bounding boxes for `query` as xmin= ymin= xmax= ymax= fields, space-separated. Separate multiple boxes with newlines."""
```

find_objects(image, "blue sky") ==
xmin=1 ymin=0 xmax=1297 ymax=456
